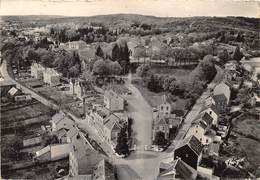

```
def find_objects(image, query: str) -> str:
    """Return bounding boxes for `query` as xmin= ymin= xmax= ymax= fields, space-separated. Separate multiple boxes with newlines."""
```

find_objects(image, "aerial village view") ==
xmin=0 ymin=0 xmax=259 ymax=179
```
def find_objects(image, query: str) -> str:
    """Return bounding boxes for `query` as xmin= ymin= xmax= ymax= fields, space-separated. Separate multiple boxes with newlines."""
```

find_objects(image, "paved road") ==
xmin=115 ymin=76 xmax=160 ymax=180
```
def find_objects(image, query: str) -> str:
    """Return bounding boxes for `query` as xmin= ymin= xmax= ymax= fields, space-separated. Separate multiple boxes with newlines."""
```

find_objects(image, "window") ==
xmin=166 ymin=106 xmax=169 ymax=111
xmin=209 ymin=111 xmax=212 ymax=115
xmin=161 ymin=106 xmax=163 ymax=110
xmin=200 ymin=138 xmax=202 ymax=142
xmin=196 ymin=130 xmax=198 ymax=133
xmin=206 ymin=139 xmax=209 ymax=143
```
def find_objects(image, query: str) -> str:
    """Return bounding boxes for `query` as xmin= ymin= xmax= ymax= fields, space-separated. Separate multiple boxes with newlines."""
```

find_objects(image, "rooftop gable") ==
xmin=177 ymin=135 xmax=203 ymax=156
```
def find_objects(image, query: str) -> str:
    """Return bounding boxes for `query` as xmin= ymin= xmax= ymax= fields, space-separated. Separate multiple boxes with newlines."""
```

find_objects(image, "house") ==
xmin=69 ymin=78 xmax=92 ymax=100
xmin=185 ymin=112 xmax=215 ymax=145
xmin=127 ymin=40 xmax=146 ymax=61
xmin=200 ymin=104 xmax=219 ymax=126
xmin=85 ymin=105 xmax=126 ymax=147
xmin=208 ymin=141 xmax=220 ymax=157
xmin=68 ymin=40 xmax=88 ymax=50
xmin=212 ymin=94 xmax=228 ymax=113
xmin=23 ymin=136 xmax=42 ymax=147
xmin=69 ymin=149 xmax=116 ymax=180
xmin=43 ymin=68 xmax=61 ymax=86
xmin=56 ymin=128 xmax=68 ymax=144
xmin=51 ymin=112 xmax=75 ymax=132
xmin=152 ymin=96 xmax=183 ymax=142
xmin=31 ymin=62 xmax=45 ymax=79
xmin=197 ymin=157 xmax=220 ymax=180
xmin=78 ymin=47 xmax=97 ymax=71
xmin=158 ymin=95 xmax=172 ymax=118
xmin=174 ymin=135 xmax=203 ymax=170
xmin=104 ymin=90 xmax=124 ymax=112
xmin=213 ymin=82 xmax=231 ymax=104
xmin=66 ymin=126 xmax=94 ymax=158
xmin=14 ymin=94 xmax=32 ymax=103
xmin=7 ymin=87 xmax=20 ymax=97
xmin=152 ymin=118 xmax=170 ymax=141
xmin=225 ymin=62 xmax=238 ymax=71
xmin=103 ymin=114 xmax=123 ymax=147
xmin=35 ymin=144 xmax=72 ymax=162
xmin=158 ymin=158 xmax=198 ymax=180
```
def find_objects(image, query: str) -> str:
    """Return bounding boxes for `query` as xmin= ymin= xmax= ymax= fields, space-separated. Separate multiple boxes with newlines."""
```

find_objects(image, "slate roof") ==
xmin=213 ymin=94 xmax=227 ymax=104
xmin=104 ymin=89 xmax=123 ymax=100
xmin=177 ymin=135 xmax=203 ymax=156
xmin=200 ymin=103 xmax=219 ymax=116
xmin=104 ymin=114 xmax=122 ymax=131
xmin=193 ymin=112 xmax=213 ymax=128
xmin=159 ymin=159 xmax=197 ymax=180
xmin=213 ymin=82 xmax=231 ymax=103
xmin=66 ymin=126 xmax=79 ymax=139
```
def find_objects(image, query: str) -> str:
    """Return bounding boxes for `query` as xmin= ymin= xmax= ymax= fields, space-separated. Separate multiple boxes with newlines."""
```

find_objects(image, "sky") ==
xmin=0 ymin=0 xmax=259 ymax=17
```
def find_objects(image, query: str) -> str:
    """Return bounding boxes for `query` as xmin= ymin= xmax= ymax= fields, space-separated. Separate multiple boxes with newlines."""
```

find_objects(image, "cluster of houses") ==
xmin=4 ymin=86 xmax=32 ymax=103
xmin=158 ymin=74 xmax=233 ymax=179
xmin=31 ymin=62 xmax=62 ymax=86
xmin=34 ymin=111 xmax=116 ymax=180
xmin=85 ymin=89 xmax=128 ymax=149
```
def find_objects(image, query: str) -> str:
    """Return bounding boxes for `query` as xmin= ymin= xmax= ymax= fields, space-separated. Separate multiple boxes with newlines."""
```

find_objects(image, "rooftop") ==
xmin=177 ymin=135 xmax=203 ymax=156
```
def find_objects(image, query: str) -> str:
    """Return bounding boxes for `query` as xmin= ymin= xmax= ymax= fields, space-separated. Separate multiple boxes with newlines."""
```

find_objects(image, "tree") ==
xmin=95 ymin=45 xmax=104 ymax=58
xmin=232 ymin=46 xmax=243 ymax=61
xmin=154 ymin=131 xmax=167 ymax=147
xmin=108 ymin=61 xmax=122 ymax=75
xmin=115 ymin=127 xmax=129 ymax=156
xmin=163 ymin=76 xmax=176 ymax=91
xmin=92 ymin=59 xmax=109 ymax=75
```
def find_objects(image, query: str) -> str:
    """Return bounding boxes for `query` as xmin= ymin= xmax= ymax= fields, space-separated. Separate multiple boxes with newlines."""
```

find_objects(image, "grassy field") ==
xmin=230 ymin=114 xmax=260 ymax=176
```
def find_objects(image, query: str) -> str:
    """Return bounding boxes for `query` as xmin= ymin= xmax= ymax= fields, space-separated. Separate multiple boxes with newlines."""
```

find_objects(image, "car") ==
xmin=153 ymin=108 xmax=158 ymax=112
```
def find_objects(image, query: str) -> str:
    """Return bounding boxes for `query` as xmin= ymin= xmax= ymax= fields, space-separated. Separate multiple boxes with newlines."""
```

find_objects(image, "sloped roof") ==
xmin=213 ymin=82 xmax=231 ymax=103
xmin=104 ymin=89 xmax=123 ymax=100
xmin=159 ymin=159 xmax=197 ymax=180
xmin=177 ymin=135 xmax=203 ymax=156
xmin=200 ymin=103 xmax=219 ymax=116
xmin=8 ymin=87 xmax=19 ymax=96
xmin=201 ymin=113 xmax=214 ymax=127
xmin=193 ymin=112 xmax=213 ymax=128
xmin=78 ymin=48 xmax=97 ymax=61
xmin=104 ymin=114 xmax=122 ymax=131
xmin=66 ymin=126 xmax=79 ymax=139
xmin=213 ymin=94 xmax=227 ymax=104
